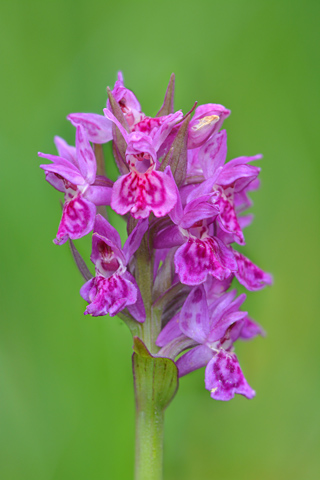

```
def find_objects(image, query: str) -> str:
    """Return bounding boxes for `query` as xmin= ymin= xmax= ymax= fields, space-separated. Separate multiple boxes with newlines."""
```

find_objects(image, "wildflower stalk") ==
xmin=133 ymin=337 xmax=178 ymax=480
xmin=133 ymin=350 xmax=165 ymax=480
xmin=132 ymin=232 xmax=178 ymax=480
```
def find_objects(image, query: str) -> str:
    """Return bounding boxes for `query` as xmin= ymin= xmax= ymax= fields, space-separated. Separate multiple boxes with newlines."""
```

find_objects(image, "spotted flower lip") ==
xmin=80 ymin=215 xmax=148 ymax=319
xmin=39 ymin=126 xmax=112 ymax=244
xmin=103 ymin=108 xmax=182 ymax=219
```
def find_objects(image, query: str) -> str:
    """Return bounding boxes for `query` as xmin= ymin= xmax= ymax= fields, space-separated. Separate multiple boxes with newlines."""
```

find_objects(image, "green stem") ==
xmin=132 ymin=338 xmax=178 ymax=480
xmin=133 ymin=229 xmax=164 ymax=479
xmin=134 ymin=362 xmax=164 ymax=480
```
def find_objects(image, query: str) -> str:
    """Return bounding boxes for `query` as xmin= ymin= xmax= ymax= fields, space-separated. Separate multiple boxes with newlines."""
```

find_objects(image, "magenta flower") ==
xmin=157 ymin=285 xmax=258 ymax=401
xmin=39 ymin=126 xmax=112 ymax=244
xmin=67 ymin=72 xmax=143 ymax=143
xmin=154 ymin=179 xmax=238 ymax=285
xmin=80 ymin=215 xmax=148 ymax=319
xmin=108 ymin=71 xmax=144 ymax=127
xmin=103 ymin=108 xmax=183 ymax=218
xmin=187 ymin=130 xmax=261 ymax=245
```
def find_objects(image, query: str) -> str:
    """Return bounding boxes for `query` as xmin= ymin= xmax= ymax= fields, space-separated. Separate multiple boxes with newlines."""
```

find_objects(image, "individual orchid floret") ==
xmin=39 ymin=126 xmax=112 ymax=245
xmin=80 ymin=215 xmax=148 ymax=319
xmin=157 ymin=285 xmax=256 ymax=401
xmin=103 ymin=108 xmax=183 ymax=218
xmin=188 ymin=103 xmax=231 ymax=149
xmin=108 ymin=71 xmax=144 ymax=127
xmin=187 ymin=131 xmax=261 ymax=245
xmin=68 ymin=72 xmax=143 ymax=144
xmin=154 ymin=180 xmax=237 ymax=285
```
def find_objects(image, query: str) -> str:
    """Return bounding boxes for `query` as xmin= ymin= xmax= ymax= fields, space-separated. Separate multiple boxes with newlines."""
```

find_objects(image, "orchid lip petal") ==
xmin=174 ymin=235 xmax=235 ymax=285
xmin=81 ymin=274 xmax=137 ymax=317
xmin=111 ymin=169 xmax=177 ymax=219
xmin=205 ymin=350 xmax=255 ymax=401
xmin=54 ymin=196 xmax=96 ymax=245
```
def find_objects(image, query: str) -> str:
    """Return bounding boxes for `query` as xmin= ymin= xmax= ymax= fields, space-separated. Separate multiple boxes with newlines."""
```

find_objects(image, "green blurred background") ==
xmin=1 ymin=0 xmax=319 ymax=479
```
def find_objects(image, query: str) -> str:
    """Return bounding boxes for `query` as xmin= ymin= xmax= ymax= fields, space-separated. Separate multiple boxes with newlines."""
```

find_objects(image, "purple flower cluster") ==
xmin=39 ymin=72 xmax=271 ymax=401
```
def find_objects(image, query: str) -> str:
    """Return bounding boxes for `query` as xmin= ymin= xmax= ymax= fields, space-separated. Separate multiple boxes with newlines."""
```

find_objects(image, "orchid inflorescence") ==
xmin=39 ymin=72 xmax=272 ymax=402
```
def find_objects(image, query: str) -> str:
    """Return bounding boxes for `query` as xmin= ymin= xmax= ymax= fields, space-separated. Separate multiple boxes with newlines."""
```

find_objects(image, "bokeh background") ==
xmin=1 ymin=1 xmax=319 ymax=479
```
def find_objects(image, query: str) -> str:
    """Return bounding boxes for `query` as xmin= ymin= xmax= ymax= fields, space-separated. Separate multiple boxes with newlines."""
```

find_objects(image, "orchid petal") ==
xmin=156 ymin=313 xmax=182 ymax=347
xmin=188 ymin=114 xmax=220 ymax=150
xmin=200 ymin=130 xmax=227 ymax=179
xmin=176 ymin=345 xmax=213 ymax=377
xmin=186 ymin=169 xmax=223 ymax=203
xmin=124 ymin=272 xmax=146 ymax=323
xmin=153 ymin=225 xmax=185 ymax=249
xmin=203 ymin=275 xmax=233 ymax=303
xmin=54 ymin=136 xmax=77 ymax=166
xmin=75 ymin=125 xmax=97 ymax=184
xmin=217 ymin=156 xmax=261 ymax=192
xmin=181 ymin=195 xmax=219 ymax=229
xmin=234 ymin=251 xmax=273 ymax=291
xmin=103 ymin=108 xmax=129 ymax=142
xmin=179 ymin=285 xmax=210 ymax=343
xmin=44 ymin=172 xmax=65 ymax=192
xmin=39 ymin=160 xmax=86 ymax=186
xmin=123 ymin=218 xmax=149 ymax=263
xmin=192 ymin=103 xmax=231 ymax=135
xmin=152 ymin=111 xmax=183 ymax=152
xmin=205 ymin=350 xmax=255 ymax=401
xmin=68 ymin=113 xmax=113 ymax=144
xmin=54 ymin=196 xmax=96 ymax=245
xmin=174 ymin=237 xmax=234 ymax=285
xmin=93 ymin=214 xmax=122 ymax=250
xmin=208 ymin=310 xmax=248 ymax=343
xmin=111 ymin=169 xmax=177 ymax=219
xmin=84 ymin=185 xmax=112 ymax=206
xmin=215 ymin=188 xmax=245 ymax=245
xmin=81 ymin=274 xmax=137 ymax=317
xmin=239 ymin=317 xmax=266 ymax=340
xmin=166 ymin=168 xmax=183 ymax=225
xmin=109 ymin=74 xmax=142 ymax=126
